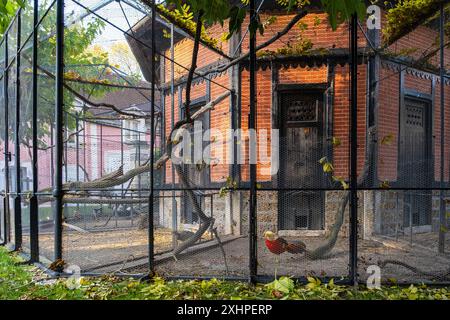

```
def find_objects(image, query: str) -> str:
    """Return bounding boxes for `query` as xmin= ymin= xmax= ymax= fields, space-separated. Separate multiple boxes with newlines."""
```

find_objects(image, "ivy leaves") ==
xmin=166 ymin=0 xmax=230 ymax=26
xmin=228 ymin=5 xmax=246 ymax=40
xmin=320 ymin=0 xmax=366 ymax=30
xmin=165 ymin=0 xmax=367 ymax=44
xmin=0 ymin=0 xmax=24 ymax=35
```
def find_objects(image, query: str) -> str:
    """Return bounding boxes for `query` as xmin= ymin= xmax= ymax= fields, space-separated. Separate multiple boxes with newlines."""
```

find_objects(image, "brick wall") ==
xmin=161 ymin=10 xmax=450 ymax=187
xmin=378 ymin=66 xmax=450 ymax=184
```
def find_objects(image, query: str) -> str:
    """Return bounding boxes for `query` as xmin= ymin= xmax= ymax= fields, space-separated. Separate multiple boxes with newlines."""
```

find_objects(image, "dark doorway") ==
xmin=399 ymin=96 xmax=432 ymax=227
xmin=180 ymin=102 xmax=209 ymax=224
xmin=278 ymin=89 xmax=325 ymax=230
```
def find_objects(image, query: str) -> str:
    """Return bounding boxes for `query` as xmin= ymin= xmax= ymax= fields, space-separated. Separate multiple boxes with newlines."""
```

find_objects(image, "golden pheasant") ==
xmin=263 ymin=231 xmax=306 ymax=255
xmin=264 ymin=231 xmax=306 ymax=278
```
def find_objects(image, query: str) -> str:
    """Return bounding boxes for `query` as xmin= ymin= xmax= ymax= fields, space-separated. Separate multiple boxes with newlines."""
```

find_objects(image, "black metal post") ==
xmin=53 ymin=0 xmax=64 ymax=261
xmin=63 ymin=113 xmax=68 ymax=221
xmin=148 ymin=0 xmax=156 ymax=276
xmin=439 ymin=3 xmax=446 ymax=254
xmin=138 ymin=132 xmax=141 ymax=212
xmin=14 ymin=11 xmax=22 ymax=251
xmin=75 ymin=113 xmax=80 ymax=223
xmin=100 ymin=124 xmax=103 ymax=177
xmin=64 ymin=113 xmax=68 ymax=183
xmin=99 ymin=121 xmax=103 ymax=216
xmin=3 ymin=35 xmax=10 ymax=246
xmin=248 ymin=0 xmax=258 ymax=283
xmin=120 ymin=122 xmax=126 ymax=227
xmin=83 ymin=117 xmax=87 ymax=230
xmin=170 ymin=24 xmax=177 ymax=250
xmin=29 ymin=0 xmax=40 ymax=262
xmin=349 ymin=14 xmax=359 ymax=286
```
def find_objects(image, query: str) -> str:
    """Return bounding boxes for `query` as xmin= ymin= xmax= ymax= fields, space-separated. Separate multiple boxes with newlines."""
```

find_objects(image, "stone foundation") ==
xmin=367 ymin=190 xmax=450 ymax=237
xmin=157 ymin=190 xmax=243 ymax=236
xmin=157 ymin=189 xmax=446 ymax=239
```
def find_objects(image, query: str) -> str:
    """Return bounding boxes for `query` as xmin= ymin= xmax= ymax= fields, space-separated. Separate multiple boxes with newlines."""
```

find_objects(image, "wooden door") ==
xmin=278 ymin=91 xmax=325 ymax=230
xmin=400 ymin=98 xmax=432 ymax=227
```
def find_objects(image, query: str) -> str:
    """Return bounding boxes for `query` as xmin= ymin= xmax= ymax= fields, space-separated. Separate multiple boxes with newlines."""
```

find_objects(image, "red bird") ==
xmin=264 ymin=231 xmax=306 ymax=278
xmin=264 ymin=231 xmax=306 ymax=255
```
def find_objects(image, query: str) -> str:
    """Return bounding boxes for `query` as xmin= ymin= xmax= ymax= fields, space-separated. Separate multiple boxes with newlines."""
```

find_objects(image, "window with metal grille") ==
xmin=406 ymin=105 xmax=424 ymax=127
xmin=287 ymin=99 xmax=318 ymax=123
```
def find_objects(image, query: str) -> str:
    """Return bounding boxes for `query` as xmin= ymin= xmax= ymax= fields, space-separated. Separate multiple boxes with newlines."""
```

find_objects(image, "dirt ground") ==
xmin=25 ymin=224 xmax=450 ymax=283
xmin=151 ymin=235 xmax=450 ymax=283
xmin=24 ymin=220 xmax=174 ymax=272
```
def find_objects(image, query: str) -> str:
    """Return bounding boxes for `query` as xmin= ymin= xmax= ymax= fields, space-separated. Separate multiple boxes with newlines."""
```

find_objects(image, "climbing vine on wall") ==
xmin=383 ymin=0 xmax=449 ymax=44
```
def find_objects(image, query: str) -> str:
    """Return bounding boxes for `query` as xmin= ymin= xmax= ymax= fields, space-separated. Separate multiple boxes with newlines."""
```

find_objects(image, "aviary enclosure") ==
xmin=0 ymin=0 xmax=449 ymax=285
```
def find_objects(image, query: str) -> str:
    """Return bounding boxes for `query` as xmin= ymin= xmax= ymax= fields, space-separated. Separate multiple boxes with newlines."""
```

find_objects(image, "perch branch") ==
xmin=161 ymin=13 xmax=228 ymax=267
xmin=378 ymin=260 xmax=450 ymax=281
xmin=304 ymin=126 xmax=376 ymax=260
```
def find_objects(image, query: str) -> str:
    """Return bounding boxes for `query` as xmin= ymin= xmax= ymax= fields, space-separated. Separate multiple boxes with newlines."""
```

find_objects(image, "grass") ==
xmin=0 ymin=247 xmax=449 ymax=300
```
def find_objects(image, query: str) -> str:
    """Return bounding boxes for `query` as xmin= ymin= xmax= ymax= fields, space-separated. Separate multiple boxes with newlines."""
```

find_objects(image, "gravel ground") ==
xmin=24 ymin=225 xmax=450 ymax=283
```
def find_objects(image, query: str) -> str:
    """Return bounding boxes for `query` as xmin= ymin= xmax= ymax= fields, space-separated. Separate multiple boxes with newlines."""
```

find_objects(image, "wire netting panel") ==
xmin=37 ymin=196 xmax=54 ymax=264
xmin=55 ymin=0 xmax=159 ymax=274
xmin=358 ymin=10 xmax=450 ymax=285
xmin=0 ymin=0 xmax=448 ymax=285
xmin=0 ymin=196 xmax=4 ymax=243
xmin=20 ymin=2 xmax=34 ymax=46
xmin=358 ymin=190 xmax=450 ymax=284
xmin=0 ymin=70 xmax=5 ymax=243
xmin=19 ymin=34 xmax=34 ymax=251
xmin=61 ymin=196 xmax=149 ymax=274
xmin=257 ymin=190 xmax=350 ymax=278
xmin=375 ymin=83 xmax=438 ymax=190
xmin=35 ymin=1 xmax=57 ymax=263
xmin=7 ymin=16 xmax=17 ymax=66
xmin=7 ymin=59 xmax=16 ymax=247
xmin=275 ymin=91 xmax=344 ymax=190
xmin=151 ymin=189 xmax=248 ymax=278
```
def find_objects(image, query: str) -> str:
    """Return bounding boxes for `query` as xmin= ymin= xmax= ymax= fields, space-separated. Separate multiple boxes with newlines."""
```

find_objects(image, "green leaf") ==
xmin=228 ymin=5 xmax=246 ymax=38
xmin=322 ymin=162 xmax=334 ymax=173
xmin=321 ymin=0 xmax=366 ymax=30
xmin=266 ymin=277 xmax=295 ymax=294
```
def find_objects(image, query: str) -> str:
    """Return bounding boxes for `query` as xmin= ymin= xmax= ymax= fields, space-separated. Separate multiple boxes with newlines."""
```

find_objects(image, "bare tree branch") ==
xmin=37 ymin=91 xmax=230 ymax=194
xmin=30 ymin=58 xmax=152 ymax=120
xmin=184 ymin=10 xmax=204 ymax=120
xmin=21 ymin=127 xmax=85 ymax=151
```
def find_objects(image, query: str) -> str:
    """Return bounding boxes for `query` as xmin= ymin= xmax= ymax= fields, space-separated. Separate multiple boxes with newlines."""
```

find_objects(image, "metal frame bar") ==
xmin=2 ymin=33 xmax=10 ymax=247
xmin=53 ymin=0 xmax=64 ymax=261
xmin=248 ymin=0 xmax=258 ymax=284
xmin=349 ymin=14 xmax=358 ymax=286
xmin=0 ymin=0 xmax=56 ymax=71
xmin=438 ymin=3 xmax=447 ymax=254
xmin=13 ymin=9 xmax=23 ymax=251
xmin=29 ymin=0 xmax=40 ymax=262
xmin=147 ymin=0 xmax=156 ymax=277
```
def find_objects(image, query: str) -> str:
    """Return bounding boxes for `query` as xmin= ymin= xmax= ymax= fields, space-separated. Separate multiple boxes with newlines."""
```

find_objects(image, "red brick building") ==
xmin=131 ymin=2 xmax=450 ymax=238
